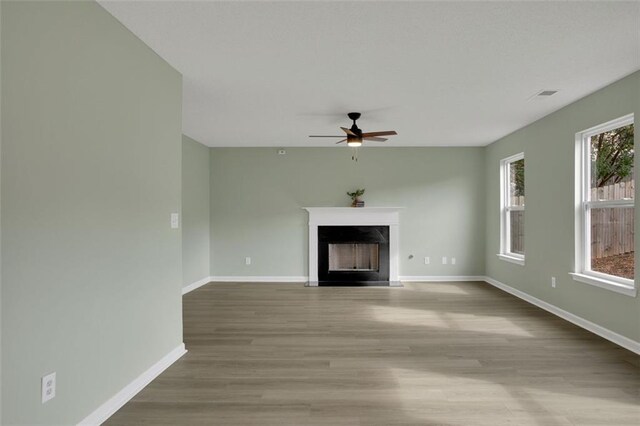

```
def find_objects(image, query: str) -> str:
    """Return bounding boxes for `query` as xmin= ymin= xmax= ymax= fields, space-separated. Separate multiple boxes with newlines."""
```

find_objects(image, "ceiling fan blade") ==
xmin=361 ymin=130 xmax=397 ymax=137
xmin=363 ymin=137 xmax=388 ymax=142
xmin=340 ymin=127 xmax=357 ymax=136
xmin=335 ymin=139 xmax=347 ymax=144
xmin=309 ymin=135 xmax=346 ymax=138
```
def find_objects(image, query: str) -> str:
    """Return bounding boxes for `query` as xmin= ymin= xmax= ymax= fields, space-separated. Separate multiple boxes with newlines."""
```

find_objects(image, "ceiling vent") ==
xmin=529 ymin=89 xmax=559 ymax=101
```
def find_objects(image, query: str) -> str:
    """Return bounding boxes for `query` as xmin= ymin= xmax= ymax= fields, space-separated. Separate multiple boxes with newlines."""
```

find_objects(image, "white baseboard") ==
xmin=484 ymin=276 xmax=640 ymax=355
xmin=400 ymin=275 xmax=486 ymax=282
xmin=77 ymin=343 xmax=187 ymax=425
xmin=210 ymin=276 xmax=308 ymax=283
xmin=182 ymin=276 xmax=212 ymax=295
xmin=208 ymin=276 xmax=485 ymax=283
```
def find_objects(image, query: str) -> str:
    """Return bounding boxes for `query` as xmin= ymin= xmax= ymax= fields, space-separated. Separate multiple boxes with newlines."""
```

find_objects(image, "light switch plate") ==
xmin=170 ymin=213 xmax=179 ymax=229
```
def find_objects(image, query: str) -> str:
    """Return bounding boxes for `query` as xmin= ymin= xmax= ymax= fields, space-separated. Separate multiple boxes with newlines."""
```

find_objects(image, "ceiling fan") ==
xmin=309 ymin=112 xmax=397 ymax=160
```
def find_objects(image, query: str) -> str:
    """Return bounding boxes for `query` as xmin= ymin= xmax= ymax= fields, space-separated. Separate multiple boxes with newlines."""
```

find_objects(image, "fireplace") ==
xmin=318 ymin=226 xmax=390 ymax=284
xmin=304 ymin=207 xmax=402 ymax=287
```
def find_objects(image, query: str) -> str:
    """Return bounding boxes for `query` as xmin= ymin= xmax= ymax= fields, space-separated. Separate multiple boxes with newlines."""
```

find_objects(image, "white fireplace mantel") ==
xmin=303 ymin=207 xmax=403 ymax=286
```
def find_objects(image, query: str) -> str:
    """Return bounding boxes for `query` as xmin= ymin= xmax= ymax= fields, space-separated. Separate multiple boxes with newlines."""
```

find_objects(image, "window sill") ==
xmin=569 ymin=273 xmax=637 ymax=297
xmin=497 ymin=254 xmax=525 ymax=266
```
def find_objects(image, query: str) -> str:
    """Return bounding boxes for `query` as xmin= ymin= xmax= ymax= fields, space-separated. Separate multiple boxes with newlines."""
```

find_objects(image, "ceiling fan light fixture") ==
xmin=308 ymin=112 xmax=396 ymax=156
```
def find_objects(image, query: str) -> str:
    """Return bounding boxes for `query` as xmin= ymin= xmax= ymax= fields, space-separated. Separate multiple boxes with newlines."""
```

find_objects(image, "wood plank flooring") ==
xmin=106 ymin=282 xmax=639 ymax=425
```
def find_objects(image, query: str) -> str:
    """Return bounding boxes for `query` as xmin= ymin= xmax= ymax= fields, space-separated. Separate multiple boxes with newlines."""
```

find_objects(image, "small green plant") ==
xmin=347 ymin=189 xmax=365 ymax=206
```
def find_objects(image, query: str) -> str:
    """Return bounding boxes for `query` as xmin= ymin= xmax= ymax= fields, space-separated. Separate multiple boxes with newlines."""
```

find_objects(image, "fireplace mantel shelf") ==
xmin=303 ymin=207 xmax=404 ymax=211
xmin=303 ymin=207 xmax=404 ymax=226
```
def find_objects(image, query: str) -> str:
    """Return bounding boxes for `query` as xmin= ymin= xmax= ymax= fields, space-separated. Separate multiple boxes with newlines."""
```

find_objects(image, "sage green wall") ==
xmin=485 ymin=71 xmax=640 ymax=342
xmin=182 ymin=135 xmax=211 ymax=287
xmin=210 ymin=148 xmax=486 ymax=278
xmin=1 ymin=2 xmax=183 ymax=424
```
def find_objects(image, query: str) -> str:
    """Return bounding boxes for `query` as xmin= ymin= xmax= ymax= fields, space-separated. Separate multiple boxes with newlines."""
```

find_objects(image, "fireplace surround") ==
xmin=304 ymin=207 xmax=402 ymax=286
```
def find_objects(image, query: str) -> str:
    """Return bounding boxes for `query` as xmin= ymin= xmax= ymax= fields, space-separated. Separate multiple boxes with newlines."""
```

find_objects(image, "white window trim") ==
xmin=498 ymin=152 xmax=525 ymax=265
xmin=497 ymin=253 xmax=525 ymax=266
xmin=573 ymin=113 xmax=635 ymax=297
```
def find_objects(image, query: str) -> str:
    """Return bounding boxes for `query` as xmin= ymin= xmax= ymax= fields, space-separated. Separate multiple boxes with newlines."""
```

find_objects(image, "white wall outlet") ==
xmin=451 ymin=257 xmax=456 ymax=265
xmin=245 ymin=257 xmax=251 ymax=266
xmin=42 ymin=372 xmax=56 ymax=403
xmin=424 ymin=256 xmax=430 ymax=265
xmin=278 ymin=149 xmax=286 ymax=155
xmin=442 ymin=257 xmax=447 ymax=265
xmin=551 ymin=277 xmax=556 ymax=288
xmin=170 ymin=213 xmax=179 ymax=229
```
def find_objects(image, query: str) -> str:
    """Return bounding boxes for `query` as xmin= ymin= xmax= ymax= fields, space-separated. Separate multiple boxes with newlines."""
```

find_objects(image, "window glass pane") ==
xmin=589 ymin=124 xmax=634 ymax=201
xmin=509 ymin=210 xmax=524 ymax=255
xmin=590 ymin=207 xmax=634 ymax=279
xmin=509 ymin=159 xmax=525 ymax=206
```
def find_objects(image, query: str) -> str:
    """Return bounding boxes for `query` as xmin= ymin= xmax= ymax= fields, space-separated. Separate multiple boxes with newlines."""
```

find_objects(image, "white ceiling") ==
xmin=99 ymin=1 xmax=640 ymax=147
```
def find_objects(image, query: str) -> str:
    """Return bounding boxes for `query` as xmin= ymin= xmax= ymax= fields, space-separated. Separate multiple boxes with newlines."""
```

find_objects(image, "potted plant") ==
xmin=347 ymin=189 xmax=365 ymax=207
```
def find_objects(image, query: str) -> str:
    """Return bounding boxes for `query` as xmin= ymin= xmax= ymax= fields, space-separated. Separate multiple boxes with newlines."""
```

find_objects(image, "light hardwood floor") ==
xmin=106 ymin=282 xmax=639 ymax=425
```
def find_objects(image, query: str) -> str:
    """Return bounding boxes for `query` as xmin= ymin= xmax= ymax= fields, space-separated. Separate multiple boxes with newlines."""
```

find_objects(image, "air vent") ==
xmin=528 ymin=89 xmax=559 ymax=101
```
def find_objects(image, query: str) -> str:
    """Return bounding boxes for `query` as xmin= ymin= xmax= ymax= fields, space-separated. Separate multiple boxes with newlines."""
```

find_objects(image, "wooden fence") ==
xmin=591 ymin=180 xmax=634 ymax=201
xmin=510 ymin=210 xmax=524 ymax=255
xmin=591 ymin=180 xmax=634 ymax=259
xmin=509 ymin=196 xmax=525 ymax=254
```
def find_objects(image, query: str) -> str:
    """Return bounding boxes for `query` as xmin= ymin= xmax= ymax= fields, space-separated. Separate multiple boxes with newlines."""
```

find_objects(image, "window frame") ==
xmin=498 ymin=152 xmax=525 ymax=266
xmin=571 ymin=113 xmax=636 ymax=297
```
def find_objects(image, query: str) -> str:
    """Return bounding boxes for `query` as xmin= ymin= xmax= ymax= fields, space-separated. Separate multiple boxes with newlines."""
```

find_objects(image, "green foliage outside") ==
xmin=511 ymin=159 xmax=525 ymax=197
xmin=592 ymin=124 xmax=634 ymax=187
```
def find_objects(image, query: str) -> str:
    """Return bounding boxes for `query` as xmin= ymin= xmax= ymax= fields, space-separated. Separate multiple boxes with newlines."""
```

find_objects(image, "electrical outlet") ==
xmin=451 ymin=257 xmax=456 ymax=265
xmin=424 ymin=257 xmax=430 ymax=265
xmin=42 ymin=372 xmax=56 ymax=403
xmin=170 ymin=213 xmax=179 ymax=229
xmin=551 ymin=277 xmax=556 ymax=288
xmin=442 ymin=257 xmax=447 ymax=265
xmin=245 ymin=257 xmax=251 ymax=266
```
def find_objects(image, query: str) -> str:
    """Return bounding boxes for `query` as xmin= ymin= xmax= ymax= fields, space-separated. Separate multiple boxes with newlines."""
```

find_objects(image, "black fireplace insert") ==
xmin=318 ymin=226 xmax=390 ymax=284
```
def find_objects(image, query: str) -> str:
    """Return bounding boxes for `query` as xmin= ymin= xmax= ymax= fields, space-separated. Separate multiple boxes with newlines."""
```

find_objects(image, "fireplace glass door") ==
xmin=328 ymin=243 xmax=379 ymax=272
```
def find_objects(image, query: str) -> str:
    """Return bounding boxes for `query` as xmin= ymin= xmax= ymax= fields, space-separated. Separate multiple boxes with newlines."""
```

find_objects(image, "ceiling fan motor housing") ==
xmin=347 ymin=112 xmax=361 ymax=121
xmin=347 ymin=112 xmax=362 ymax=135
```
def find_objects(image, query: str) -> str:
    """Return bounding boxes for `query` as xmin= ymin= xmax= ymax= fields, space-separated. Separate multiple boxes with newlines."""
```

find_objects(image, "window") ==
xmin=499 ymin=153 xmax=525 ymax=265
xmin=573 ymin=114 xmax=635 ymax=297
